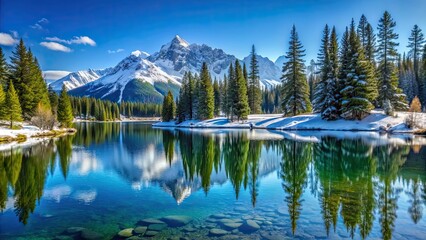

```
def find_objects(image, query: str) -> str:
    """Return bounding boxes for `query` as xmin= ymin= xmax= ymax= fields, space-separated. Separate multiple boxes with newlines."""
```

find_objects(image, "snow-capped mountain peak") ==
xmin=131 ymin=50 xmax=150 ymax=58
xmin=49 ymin=68 xmax=113 ymax=91
xmin=69 ymin=50 xmax=181 ymax=103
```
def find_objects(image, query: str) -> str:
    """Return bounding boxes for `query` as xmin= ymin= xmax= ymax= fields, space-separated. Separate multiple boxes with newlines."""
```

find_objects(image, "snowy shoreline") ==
xmin=153 ymin=110 xmax=426 ymax=134
xmin=0 ymin=124 xmax=76 ymax=151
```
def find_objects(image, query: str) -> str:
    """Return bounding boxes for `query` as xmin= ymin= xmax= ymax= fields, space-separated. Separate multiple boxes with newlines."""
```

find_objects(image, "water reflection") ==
xmin=0 ymin=123 xmax=425 ymax=239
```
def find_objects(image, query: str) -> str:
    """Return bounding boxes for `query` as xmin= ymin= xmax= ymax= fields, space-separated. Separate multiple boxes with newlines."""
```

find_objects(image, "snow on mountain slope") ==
xmin=49 ymin=68 xmax=112 ymax=91
xmin=148 ymin=35 xmax=281 ymax=88
xmin=69 ymin=51 xmax=181 ymax=103
xmin=242 ymin=54 xmax=281 ymax=88
xmin=148 ymin=35 xmax=237 ymax=80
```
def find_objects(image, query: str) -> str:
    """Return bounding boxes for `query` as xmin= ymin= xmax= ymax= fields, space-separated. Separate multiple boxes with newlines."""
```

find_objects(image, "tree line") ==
xmin=163 ymin=11 xmax=426 ymax=122
xmin=163 ymin=45 xmax=262 ymax=122
xmin=70 ymin=96 xmax=162 ymax=121
xmin=0 ymin=40 xmax=163 ymax=129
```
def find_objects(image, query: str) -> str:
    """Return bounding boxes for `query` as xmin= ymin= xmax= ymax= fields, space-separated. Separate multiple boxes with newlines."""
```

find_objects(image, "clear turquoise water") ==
xmin=0 ymin=122 xmax=425 ymax=239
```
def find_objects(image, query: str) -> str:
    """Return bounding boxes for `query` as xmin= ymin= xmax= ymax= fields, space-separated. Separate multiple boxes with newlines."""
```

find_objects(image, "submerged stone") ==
xmin=210 ymin=213 xmax=227 ymax=219
xmin=80 ymin=229 xmax=103 ymax=240
xmin=138 ymin=218 xmax=166 ymax=225
xmin=118 ymin=228 xmax=134 ymax=238
xmin=239 ymin=220 xmax=260 ymax=233
xmin=134 ymin=226 xmax=147 ymax=235
xmin=222 ymin=222 xmax=243 ymax=230
xmin=144 ymin=230 xmax=159 ymax=236
xmin=161 ymin=215 xmax=193 ymax=227
xmin=65 ymin=227 xmax=85 ymax=235
xmin=148 ymin=223 xmax=167 ymax=231
xmin=209 ymin=228 xmax=229 ymax=236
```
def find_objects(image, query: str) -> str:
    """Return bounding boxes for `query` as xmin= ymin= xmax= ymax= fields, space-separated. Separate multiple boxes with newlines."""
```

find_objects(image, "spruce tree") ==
xmin=357 ymin=15 xmax=376 ymax=64
xmin=281 ymin=25 xmax=312 ymax=116
xmin=227 ymin=63 xmax=236 ymax=120
xmin=221 ymin=74 xmax=230 ymax=117
xmin=213 ymin=79 xmax=221 ymax=116
xmin=313 ymin=25 xmax=340 ymax=120
xmin=9 ymin=39 xmax=35 ymax=117
xmin=0 ymin=47 xmax=8 ymax=88
xmin=248 ymin=45 xmax=262 ymax=114
xmin=337 ymin=27 xmax=351 ymax=112
xmin=422 ymin=45 xmax=426 ymax=108
xmin=197 ymin=62 xmax=214 ymax=120
xmin=161 ymin=90 xmax=176 ymax=122
xmin=28 ymin=53 xmax=51 ymax=110
xmin=234 ymin=60 xmax=250 ymax=120
xmin=340 ymin=20 xmax=375 ymax=120
xmin=407 ymin=25 xmax=425 ymax=105
xmin=48 ymin=85 xmax=58 ymax=115
xmin=57 ymin=85 xmax=74 ymax=127
xmin=5 ymin=81 xmax=23 ymax=128
xmin=376 ymin=11 xmax=407 ymax=112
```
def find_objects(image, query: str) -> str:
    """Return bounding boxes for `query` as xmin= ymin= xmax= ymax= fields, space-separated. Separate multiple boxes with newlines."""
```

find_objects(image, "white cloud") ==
xmin=31 ymin=23 xmax=43 ymax=30
xmin=0 ymin=32 xmax=18 ymax=46
xmin=46 ymin=36 xmax=96 ymax=46
xmin=30 ymin=18 xmax=49 ymax=30
xmin=40 ymin=42 xmax=72 ymax=52
xmin=38 ymin=18 xmax=49 ymax=24
xmin=10 ymin=30 xmax=19 ymax=38
xmin=107 ymin=48 xmax=124 ymax=54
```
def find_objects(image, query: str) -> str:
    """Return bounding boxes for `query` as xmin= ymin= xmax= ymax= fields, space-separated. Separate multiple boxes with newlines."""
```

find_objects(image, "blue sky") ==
xmin=1 ymin=0 xmax=425 ymax=72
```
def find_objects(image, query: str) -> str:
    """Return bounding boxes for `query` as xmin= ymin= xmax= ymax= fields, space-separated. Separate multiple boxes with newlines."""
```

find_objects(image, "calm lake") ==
xmin=0 ymin=122 xmax=426 ymax=239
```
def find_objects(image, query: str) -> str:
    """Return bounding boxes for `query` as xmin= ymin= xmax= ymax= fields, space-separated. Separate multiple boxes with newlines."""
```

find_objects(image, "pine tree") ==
xmin=340 ymin=20 xmax=375 ymax=120
xmin=248 ymin=45 xmax=262 ymax=114
xmin=28 ymin=50 xmax=51 ymax=110
xmin=0 ymin=47 xmax=8 ymax=88
xmin=313 ymin=25 xmax=340 ymax=120
xmin=227 ymin=63 xmax=236 ymax=120
xmin=5 ymin=81 xmax=23 ymax=128
xmin=234 ymin=60 xmax=250 ymax=120
xmin=376 ymin=11 xmax=407 ymax=112
xmin=162 ymin=90 xmax=175 ymax=122
xmin=357 ymin=15 xmax=376 ymax=64
xmin=9 ymin=39 xmax=35 ymax=118
xmin=213 ymin=79 xmax=221 ymax=116
xmin=408 ymin=25 xmax=425 ymax=105
xmin=57 ymin=85 xmax=73 ymax=127
xmin=197 ymin=62 xmax=214 ymax=120
xmin=281 ymin=25 xmax=312 ymax=116
xmin=221 ymin=74 xmax=230 ymax=117
xmin=48 ymin=85 xmax=58 ymax=115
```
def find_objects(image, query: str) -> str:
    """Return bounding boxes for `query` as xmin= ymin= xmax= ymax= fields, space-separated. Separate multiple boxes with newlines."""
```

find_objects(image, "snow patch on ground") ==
xmin=153 ymin=110 xmax=426 ymax=133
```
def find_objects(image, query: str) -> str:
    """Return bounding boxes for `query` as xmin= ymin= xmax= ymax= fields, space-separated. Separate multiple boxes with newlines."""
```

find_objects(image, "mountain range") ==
xmin=50 ymin=35 xmax=284 ymax=103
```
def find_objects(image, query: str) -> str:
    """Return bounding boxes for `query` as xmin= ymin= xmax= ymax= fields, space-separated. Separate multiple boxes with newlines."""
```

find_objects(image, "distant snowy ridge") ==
xmin=49 ymin=68 xmax=113 ymax=91
xmin=69 ymin=51 xmax=181 ymax=103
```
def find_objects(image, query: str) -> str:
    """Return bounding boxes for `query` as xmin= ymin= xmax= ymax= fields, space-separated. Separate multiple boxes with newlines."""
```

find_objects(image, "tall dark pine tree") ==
xmin=340 ymin=20 xmax=375 ymax=120
xmin=376 ymin=11 xmax=407 ymax=113
xmin=57 ymin=85 xmax=74 ymax=127
xmin=197 ymin=62 xmax=215 ymax=120
xmin=357 ymin=14 xmax=376 ymax=64
xmin=281 ymin=25 xmax=312 ymax=116
xmin=227 ymin=63 xmax=236 ymax=120
xmin=213 ymin=79 xmax=221 ymax=116
xmin=248 ymin=45 xmax=262 ymax=114
xmin=221 ymin=74 xmax=230 ymax=117
xmin=233 ymin=60 xmax=250 ymax=121
xmin=9 ymin=39 xmax=34 ymax=117
xmin=407 ymin=25 xmax=425 ymax=105
xmin=313 ymin=25 xmax=339 ymax=120
xmin=161 ymin=91 xmax=175 ymax=122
